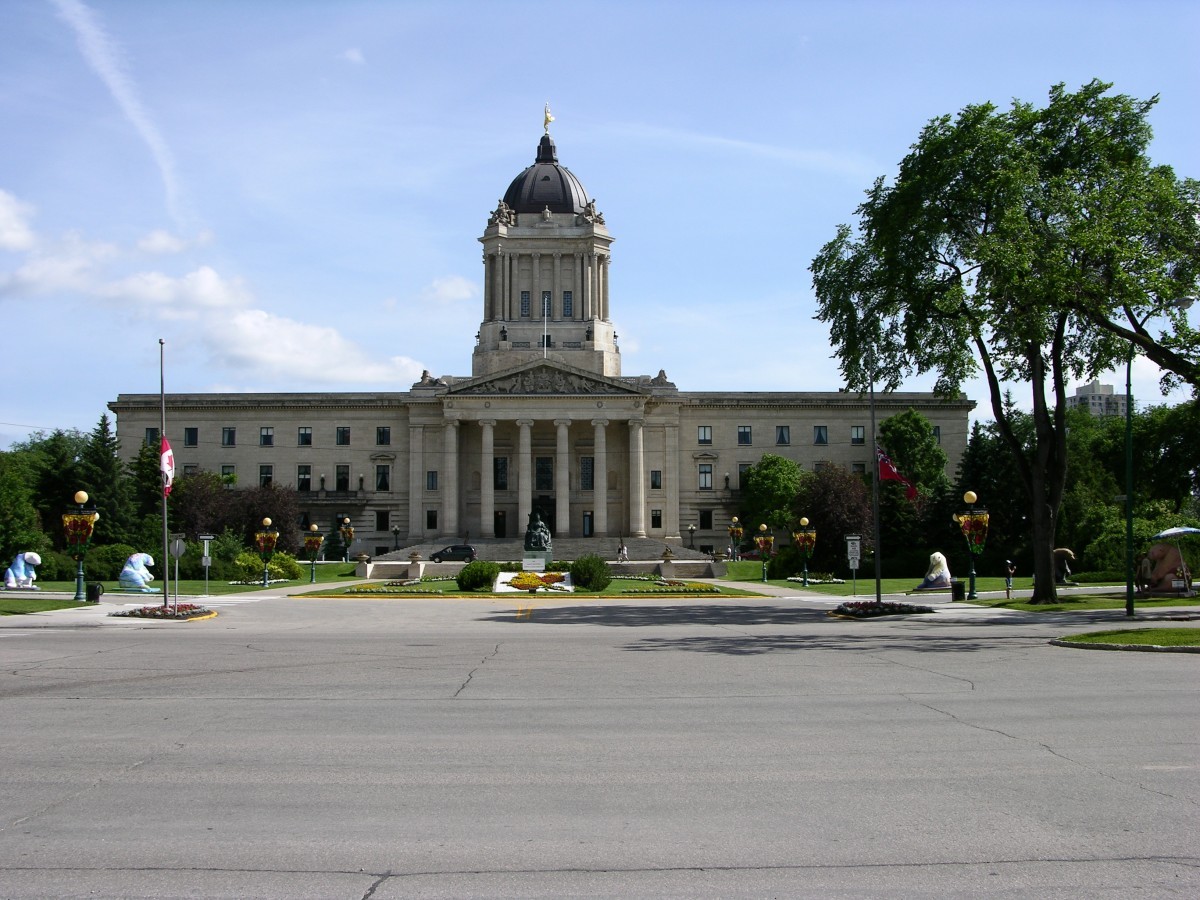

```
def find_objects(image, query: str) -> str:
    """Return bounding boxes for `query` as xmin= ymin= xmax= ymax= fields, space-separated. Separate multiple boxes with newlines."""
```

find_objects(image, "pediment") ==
xmin=448 ymin=362 xmax=643 ymax=397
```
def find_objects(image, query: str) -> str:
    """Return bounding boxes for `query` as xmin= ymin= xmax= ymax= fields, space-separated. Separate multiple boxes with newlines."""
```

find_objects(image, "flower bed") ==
xmin=620 ymin=579 xmax=721 ymax=595
xmin=109 ymin=603 xmax=214 ymax=620
xmin=504 ymin=572 xmax=571 ymax=592
xmin=828 ymin=601 xmax=934 ymax=619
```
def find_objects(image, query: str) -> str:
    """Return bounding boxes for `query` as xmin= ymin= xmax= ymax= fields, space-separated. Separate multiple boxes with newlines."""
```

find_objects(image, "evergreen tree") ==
xmin=77 ymin=414 xmax=134 ymax=545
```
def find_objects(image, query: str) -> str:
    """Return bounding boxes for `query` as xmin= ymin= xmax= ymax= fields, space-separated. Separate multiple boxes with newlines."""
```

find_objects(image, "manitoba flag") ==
xmin=160 ymin=436 xmax=175 ymax=497
xmin=877 ymin=445 xmax=917 ymax=501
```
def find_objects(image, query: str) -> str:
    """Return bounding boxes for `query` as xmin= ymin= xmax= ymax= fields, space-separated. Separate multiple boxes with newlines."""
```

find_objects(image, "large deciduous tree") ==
xmin=739 ymin=454 xmax=804 ymax=532
xmin=810 ymin=81 xmax=1200 ymax=602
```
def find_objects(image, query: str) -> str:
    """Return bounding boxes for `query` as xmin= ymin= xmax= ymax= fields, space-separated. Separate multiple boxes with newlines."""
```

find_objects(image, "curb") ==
xmin=1049 ymin=639 xmax=1200 ymax=653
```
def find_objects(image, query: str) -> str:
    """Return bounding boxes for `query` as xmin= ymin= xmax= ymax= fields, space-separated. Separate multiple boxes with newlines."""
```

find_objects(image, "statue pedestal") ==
xmin=522 ymin=551 xmax=552 ymax=572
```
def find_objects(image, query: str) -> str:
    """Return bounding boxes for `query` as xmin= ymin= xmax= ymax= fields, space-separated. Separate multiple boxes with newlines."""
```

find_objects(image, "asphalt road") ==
xmin=1 ymin=589 xmax=1197 ymax=898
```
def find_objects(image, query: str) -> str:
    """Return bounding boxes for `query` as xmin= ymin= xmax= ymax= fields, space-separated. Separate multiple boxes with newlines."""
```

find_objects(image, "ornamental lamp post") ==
xmin=957 ymin=490 xmax=989 ymax=600
xmin=728 ymin=517 xmax=743 ymax=561
xmin=339 ymin=516 xmax=354 ymax=562
xmin=391 ymin=524 xmax=401 ymax=551
xmin=254 ymin=517 xmax=279 ymax=588
xmin=63 ymin=490 xmax=99 ymax=602
xmin=687 ymin=523 xmax=696 ymax=549
xmin=303 ymin=523 xmax=325 ymax=583
xmin=792 ymin=516 xmax=816 ymax=587
xmin=755 ymin=523 xmax=774 ymax=583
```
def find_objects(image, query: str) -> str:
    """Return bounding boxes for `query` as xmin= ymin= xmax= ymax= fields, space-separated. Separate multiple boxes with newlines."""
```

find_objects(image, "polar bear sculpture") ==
xmin=4 ymin=552 xmax=41 ymax=590
xmin=119 ymin=553 xmax=159 ymax=592
xmin=914 ymin=551 xmax=952 ymax=591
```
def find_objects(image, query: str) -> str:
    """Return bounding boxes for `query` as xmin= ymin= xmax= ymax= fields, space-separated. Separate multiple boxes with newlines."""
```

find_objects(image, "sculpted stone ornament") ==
xmin=914 ymin=551 xmax=952 ymax=591
xmin=488 ymin=199 xmax=516 ymax=227
xmin=4 ymin=552 xmax=41 ymax=590
xmin=119 ymin=553 xmax=160 ymax=593
xmin=524 ymin=510 xmax=553 ymax=553
xmin=457 ymin=365 xmax=633 ymax=396
xmin=578 ymin=199 xmax=605 ymax=225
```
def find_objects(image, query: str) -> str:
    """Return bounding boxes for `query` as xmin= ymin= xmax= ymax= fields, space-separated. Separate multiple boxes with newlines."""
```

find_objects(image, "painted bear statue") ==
xmin=4 ymin=552 xmax=42 ymax=590
xmin=119 ymin=553 xmax=160 ymax=592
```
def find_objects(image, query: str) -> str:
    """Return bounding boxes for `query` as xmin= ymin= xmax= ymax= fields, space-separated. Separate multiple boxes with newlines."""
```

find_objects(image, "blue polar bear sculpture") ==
xmin=4 ymin=552 xmax=42 ymax=590
xmin=119 ymin=553 xmax=159 ymax=592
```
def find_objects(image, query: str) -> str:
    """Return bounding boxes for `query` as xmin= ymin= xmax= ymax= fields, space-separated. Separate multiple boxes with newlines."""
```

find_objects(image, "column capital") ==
xmin=591 ymin=418 xmax=609 ymax=428
xmin=478 ymin=418 xmax=497 ymax=429
xmin=554 ymin=418 xmax=572 ymax=428
xmin=516 ymin=418 xmax=535 ymax=429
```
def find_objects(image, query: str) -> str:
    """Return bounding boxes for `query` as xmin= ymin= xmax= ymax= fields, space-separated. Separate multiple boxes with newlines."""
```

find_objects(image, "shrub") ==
xmin=84 ymin=543 xmax=137 ymax=580
xmin=232 ymin=550 xmax=304 ymax=583
xmin=570 ymin=553 xmax=612 ymax=591
xmin=35 ymin=550 xmax=76 ymax=581
xmin=456 ymin=560 xmax=500 ymax=591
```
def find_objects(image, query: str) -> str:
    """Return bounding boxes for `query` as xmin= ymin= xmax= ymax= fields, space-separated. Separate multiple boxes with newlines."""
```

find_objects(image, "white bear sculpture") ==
xmin=119 ymin=553 xmax=159 ymax=592
xmin=914 ymin=551 xmax=952 ymax=591
xmin=4 ymin=552 xmax=42 ymax=590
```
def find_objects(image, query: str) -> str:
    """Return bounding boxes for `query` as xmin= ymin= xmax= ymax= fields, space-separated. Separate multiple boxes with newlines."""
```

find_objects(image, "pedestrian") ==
xmin=617 ymin=541 xmax=628 ymax=562
xmin=1005 ymin=559 xmax=1016 ymax=600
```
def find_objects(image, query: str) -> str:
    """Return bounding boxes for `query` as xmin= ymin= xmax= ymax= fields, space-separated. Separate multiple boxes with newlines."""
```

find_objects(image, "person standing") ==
xmin=1005 ymin=559 xmax=1017 ymax=600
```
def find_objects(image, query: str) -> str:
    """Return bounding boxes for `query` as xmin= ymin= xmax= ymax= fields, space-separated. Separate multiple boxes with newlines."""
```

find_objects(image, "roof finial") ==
xmin=543 ymin=102 xmax=554 ymax=135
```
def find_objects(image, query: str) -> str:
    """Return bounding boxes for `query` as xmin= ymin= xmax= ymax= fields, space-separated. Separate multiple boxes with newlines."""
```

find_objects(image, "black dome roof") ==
xmin=502 ymin=134 xmax=591 ymax=214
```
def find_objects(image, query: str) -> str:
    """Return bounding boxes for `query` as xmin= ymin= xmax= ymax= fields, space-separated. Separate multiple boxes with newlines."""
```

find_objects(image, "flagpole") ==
xmin=160 ymin=339 xmax=169 ymax=608
xmin=870 ymin=376 xmax=882 ymax=605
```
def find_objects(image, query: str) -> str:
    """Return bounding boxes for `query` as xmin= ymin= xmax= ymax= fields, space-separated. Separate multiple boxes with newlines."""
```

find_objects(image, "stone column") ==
xmin=555 ymin=418 xmax=571 ymax=537
xmin=443 ymin=419 xmax=459 ymax=538
xmin=552 ymin=252 xmax=561 ymax=319
xmin=583 ymin=253 xmax=594 ymax=320
xmin=479 ymin=419 xmax=495 ymax=538
xmin=532 ymin=252 xmax=541 ymax=319
xmin=629 ymin=419 xmax=646 ymax=537
xmin=574 ymin=253 xmax=583 ymax=322
xmin=601 ymin=254 xmax=611 ymax=320
xmin=517 ymin=419 xmax=533 ymax=535
xmin=408 ymin=424 xmax=424 ymax=536
xmin=592 ymin=418 xmax=608 ymax=536
xmin=500 ymin=250 xmax=510 ymax=320
xmin=664 ymin=422 xmax=680 ymax=539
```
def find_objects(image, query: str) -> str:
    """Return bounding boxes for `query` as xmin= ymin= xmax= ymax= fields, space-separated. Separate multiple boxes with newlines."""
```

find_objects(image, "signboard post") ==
xmin=169 ymin=534 xmax=187 ymax=612
xmin=199 ymin=534 xmax=215 ymax=596
xmin=845 ymin=534 xmax=862 ymax=596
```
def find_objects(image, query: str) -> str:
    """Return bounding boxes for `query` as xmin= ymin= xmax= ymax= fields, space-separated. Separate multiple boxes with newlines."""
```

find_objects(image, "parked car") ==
xmin=430 ymin=544 xmax=477 ymax=563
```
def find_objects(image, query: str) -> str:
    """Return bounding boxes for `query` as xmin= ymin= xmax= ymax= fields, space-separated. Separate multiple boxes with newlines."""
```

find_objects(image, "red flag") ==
xmin=160 ymin=436 xmax=175 ymax=497
xmin=876 ymin=446 xmax=917 ymax=501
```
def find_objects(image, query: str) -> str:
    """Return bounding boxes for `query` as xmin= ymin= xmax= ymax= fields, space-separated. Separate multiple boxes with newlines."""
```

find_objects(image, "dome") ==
xmin=501 ymin=134 xmax=591 ymax=214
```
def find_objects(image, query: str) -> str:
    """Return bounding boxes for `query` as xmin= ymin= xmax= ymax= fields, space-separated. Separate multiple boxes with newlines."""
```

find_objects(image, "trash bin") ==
xmin=951 ymin=580 xmax=966 ymax=602
xmin=86 ymin=582 xmax=105 ymax=603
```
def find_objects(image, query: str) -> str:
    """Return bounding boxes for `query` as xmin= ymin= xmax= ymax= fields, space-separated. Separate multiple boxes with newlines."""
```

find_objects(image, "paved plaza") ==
xmin=0 ymin=586 xmax=1196 ymax=898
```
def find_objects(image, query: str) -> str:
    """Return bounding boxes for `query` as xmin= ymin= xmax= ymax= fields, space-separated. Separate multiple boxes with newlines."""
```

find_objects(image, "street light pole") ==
xmin=793 ymin=517 xmax=816 ymax=587
xmin=957 ymin=491 xmax=989 ymax=601
xmin=63 ymin=490 xmax=98 ymax=602
xmin=392 ymin=524 xmax=401 ymax=551
xmin=304 ymin=524 xmax=325 ymax=583
xmin=687 ymin=524 xmax=696 ymax=549
xmin=254 ymin=517 xmax=279 ymax=588
xmin=755 ymin=524 xmax=774 ymax=583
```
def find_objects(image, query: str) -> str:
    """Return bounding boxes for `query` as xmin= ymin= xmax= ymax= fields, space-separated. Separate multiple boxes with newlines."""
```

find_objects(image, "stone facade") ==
xmin=109 ymin=127 xmax=973 ymax=555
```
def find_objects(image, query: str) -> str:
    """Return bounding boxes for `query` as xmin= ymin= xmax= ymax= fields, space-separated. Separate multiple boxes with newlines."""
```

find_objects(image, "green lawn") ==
xmin=984 ymin=595 xmax=1200 ymax=612
xmin=1059 ymin=628 xmax=1200 ymax=647
xmin=0 ymin=595 xmax=91 ymax=616
xmin=27 ymin=563 xmax=363 ymax=598
xmin=301 ymin=576 xmax=763 ymax=599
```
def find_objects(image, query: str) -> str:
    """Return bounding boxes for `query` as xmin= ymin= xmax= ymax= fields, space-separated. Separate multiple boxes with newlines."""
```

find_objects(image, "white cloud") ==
xmin=51 ymin=0 xmax=184 ymax=227
xmin=341 ymin=47 xmax=366 ymax=65
xmin=421 ymin=275 xmax=477 ymax=304
xmin=0 ymin=190 xmax=37 ymax=251
xmin=102 ymin=265 xmax=251 ymax=317
xmin=137 ymin=229 xmax=184 ymax=254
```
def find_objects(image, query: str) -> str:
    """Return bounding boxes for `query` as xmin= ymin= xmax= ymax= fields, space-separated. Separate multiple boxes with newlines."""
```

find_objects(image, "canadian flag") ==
xmin=160 ymin=436 xmax=175 ymax=497
xmin=876 ymin=446 xmax=917 ymax=501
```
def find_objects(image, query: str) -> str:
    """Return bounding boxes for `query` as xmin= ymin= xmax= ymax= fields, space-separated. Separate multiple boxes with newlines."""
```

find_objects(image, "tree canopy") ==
xmin=810 ymin=80 xmax=1200 ymax=601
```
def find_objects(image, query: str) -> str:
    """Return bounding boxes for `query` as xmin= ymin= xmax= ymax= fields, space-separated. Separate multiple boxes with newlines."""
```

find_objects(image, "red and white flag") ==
xmin=160 ymin=436 xmax=175 ymax=497
xmin=876 ymin=445 xmax=917 ymax=501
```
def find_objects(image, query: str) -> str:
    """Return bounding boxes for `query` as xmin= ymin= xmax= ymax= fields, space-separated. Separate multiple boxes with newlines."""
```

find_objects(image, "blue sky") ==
xmin=2 ymin=0 xmax=1197 ymax=449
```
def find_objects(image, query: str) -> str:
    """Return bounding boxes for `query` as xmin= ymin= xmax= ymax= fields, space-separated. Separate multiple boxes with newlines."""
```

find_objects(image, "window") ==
xmin=776 ymin=425 xmax=790 ymax=445
xmin=260 ymin=427 xmax=274 ymax=447
xmin=184 ymin=427 xmax=198 ymax=447
xmin=336 ymin=426 xmax=351 ymax=446
xmin=222 ymin=427 xmax=236 ymax=447
xmin=259 ymin=465 xmax=273 ymax=487
xmin=813 ymin=425 xmax=828 ymax=445
xmin=562 ymin=290 xmax=573 ymax=318
xmin=698 ymin=425 xmax=712 ymax=445
xmin=814 ymin=461 xmax=829 ymax=473
xmin=651 ymin=509 xmax=662 ymax=529
xmin=494 ymin=457 xmax=508 ymax=491
xmin=932 ymin=425 xmax=942 ymax=444
xmin=426 ymin=509 xmax=438 ymax=530
xmin=144 ymin=427 xmax=159 ymax=447
xmin=221 ymin=465 xmax=235 ymax=483
xmin=336 ymin=465 xmax=350 ymax=492
xmin=376 ymin=465 xmax=390 ymax=492
xmin=376 ymin=426 xmax=391 ymax=446
xmin=542 ymin=290 xmax=551 ymax=317
xmin=738 ymin=426 xmax=752 ymax=445
xmin=183 ymin=464 xmax=198 ymax=476
xmin=852 ymin=462 xmax=866 ymax=475
xmin=375 ymin=510 xmax=390 ymax=531
xmin=580 ymin=456 xmax=594 ymax=491
xmin=535 ymin=457 xmax=553 ymax=491
xmin=699 ymin=510 xmax=713 ymax=529
xmin=851 ymin=425 xmax=865 ymax=446
xmin=297 ymin=465 xmax=311 ymax=492
xmin=426 ymin=470 xmax=438 ymax=491
xmin=520 ymin=290 xmax=530 ymax=317
xmin=650 ymin=469 xmax=662 ymax=490
xmin=297 ymin=426 xmax=312 ymax=446
xmin=699 ymin=464 xmax=713 ymax=491
xmin=739 ymin=463 xmax=751 ymax=489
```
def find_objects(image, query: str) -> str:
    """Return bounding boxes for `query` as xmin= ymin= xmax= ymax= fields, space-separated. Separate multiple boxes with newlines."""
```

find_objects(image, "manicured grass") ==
xmin=0 ymin=595 xmax=90 ymax=615
xmin=1059 ymin=628 xmax=1200 ymax=647
xmin=984 ymin=595 xmax=1200 ymax=612
xmin=302 ymin=577 xmax=763 ymax=599
xmin=31 ymin=564 xmax=362 ymax=597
